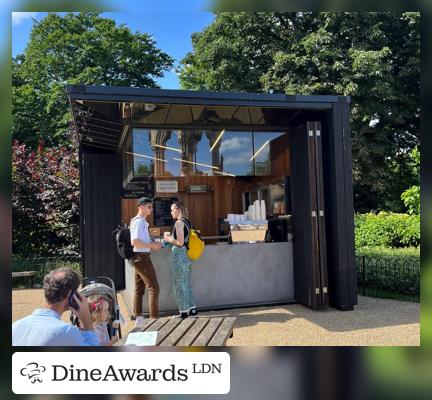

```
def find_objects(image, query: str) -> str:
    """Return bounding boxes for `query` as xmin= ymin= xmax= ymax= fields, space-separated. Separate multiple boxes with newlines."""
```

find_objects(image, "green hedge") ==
xmin=12 ymin=256 xmax=82 ymax=288
xmin=355 ymin=212 xmax=420 ymax=248
xmin=356 ymin=246 xmax=420 ymax=259
xmin=356 ymin=247 xmax=420 ymax=302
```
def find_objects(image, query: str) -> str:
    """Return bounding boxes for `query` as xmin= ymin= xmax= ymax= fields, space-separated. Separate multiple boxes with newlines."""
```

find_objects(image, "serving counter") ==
xmin=124 ymin=241 xmax=295 ymax=314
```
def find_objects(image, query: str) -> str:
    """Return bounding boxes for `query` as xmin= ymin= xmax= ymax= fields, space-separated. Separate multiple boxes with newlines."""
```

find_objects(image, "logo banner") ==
xmin=13 ymin=352 xmax=230 ymax=394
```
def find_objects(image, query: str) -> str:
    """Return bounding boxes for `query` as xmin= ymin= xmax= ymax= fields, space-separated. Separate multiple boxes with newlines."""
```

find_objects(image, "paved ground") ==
xmin=12 ymin=289 xmax=419 ymax=346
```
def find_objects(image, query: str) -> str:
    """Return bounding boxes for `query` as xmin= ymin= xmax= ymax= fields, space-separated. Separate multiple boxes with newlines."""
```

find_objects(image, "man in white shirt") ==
xmin=129 ymin=197 xmax=161 ymax=324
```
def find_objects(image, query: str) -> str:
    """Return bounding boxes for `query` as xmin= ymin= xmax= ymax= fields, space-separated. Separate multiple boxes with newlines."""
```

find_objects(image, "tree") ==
xmin=13 ymin=12 xmax=174 ymax=147
xmin=179 ymin=12 xmax=420 ymax=212
xmin=400 ymin=146 xmax=420 ymax=215
xmin=12 ymin=138 xmax=80 ymax=257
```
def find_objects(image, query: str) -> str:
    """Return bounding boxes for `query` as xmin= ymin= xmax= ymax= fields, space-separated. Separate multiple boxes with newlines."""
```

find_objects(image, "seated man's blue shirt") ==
xmin=12 ymin=309 xmax=100 ymax=346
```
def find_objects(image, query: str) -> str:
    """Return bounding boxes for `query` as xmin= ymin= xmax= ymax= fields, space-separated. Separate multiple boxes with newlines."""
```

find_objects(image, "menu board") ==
xmin=153 ymin=197 xmax=178 ymax=227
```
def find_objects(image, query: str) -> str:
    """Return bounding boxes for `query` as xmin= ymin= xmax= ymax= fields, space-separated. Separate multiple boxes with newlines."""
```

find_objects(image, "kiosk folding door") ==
xmin=290 ymin=121 xmax=328 ymax=309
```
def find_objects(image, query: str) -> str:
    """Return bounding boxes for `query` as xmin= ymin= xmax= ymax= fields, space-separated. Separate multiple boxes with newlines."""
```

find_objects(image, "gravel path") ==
xmin=203 ymin=296 xmax=420 ymax=346
xmin=12 ymin=289 xmax=419 ymax=346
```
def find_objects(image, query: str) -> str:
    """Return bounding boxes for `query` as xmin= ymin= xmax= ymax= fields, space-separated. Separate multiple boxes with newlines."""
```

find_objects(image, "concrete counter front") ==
xmin=125 ymin=242 xmax=295 ymax=314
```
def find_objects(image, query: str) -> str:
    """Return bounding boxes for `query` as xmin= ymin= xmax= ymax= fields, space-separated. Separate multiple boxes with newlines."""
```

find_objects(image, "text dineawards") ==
xmin=52 ymin=363 xmax=223 ymax=382
xmin=53 ymin=364 xmax=188 ymax=382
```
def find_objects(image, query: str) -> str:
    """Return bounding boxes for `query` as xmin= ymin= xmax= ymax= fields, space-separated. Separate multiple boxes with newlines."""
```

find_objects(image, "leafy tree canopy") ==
xmin=13 ymin=12 xmax=174 ymax=147
xmin=179 ymin=12 xmax=420 ymax=211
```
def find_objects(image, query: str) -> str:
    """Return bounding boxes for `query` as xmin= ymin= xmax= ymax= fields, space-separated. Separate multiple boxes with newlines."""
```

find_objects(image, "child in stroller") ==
xmin=88 ymin=294 xmax=119 ymax=346
xmin=72 ymin=276 xmax=122 ymax=346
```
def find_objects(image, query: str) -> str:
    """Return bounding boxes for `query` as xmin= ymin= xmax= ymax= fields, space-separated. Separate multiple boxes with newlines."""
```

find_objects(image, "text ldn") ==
xmin=192 ymin=363 xmax=222 ymax=374
xmin=52 ymin=364 xmax=188 ymax=382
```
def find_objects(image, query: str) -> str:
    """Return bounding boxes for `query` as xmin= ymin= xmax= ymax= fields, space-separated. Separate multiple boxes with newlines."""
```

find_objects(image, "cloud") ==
xmin=12 ymin=12 xmax=38 ymax=26
xmin=220 ymin=136 xmax=250 ymax=153
xmin=224 ymin=152 xmax=251 ymax=166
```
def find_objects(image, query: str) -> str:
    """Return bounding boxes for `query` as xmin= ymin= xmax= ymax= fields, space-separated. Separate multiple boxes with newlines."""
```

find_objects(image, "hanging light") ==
xmin=210 ymin=129 xmax=225 ymax=152
xmin=154 ymin=144 xmax=182 ymax=153
xmin=172 ymin=157 xmax=219 ymax=170
xmin=125 ymin=151 xmax=167 ymax=163
xmin=214 ymin=170 xmax=236 ymax=177
xmin=249 ymin=140 xmax=270 ymax=161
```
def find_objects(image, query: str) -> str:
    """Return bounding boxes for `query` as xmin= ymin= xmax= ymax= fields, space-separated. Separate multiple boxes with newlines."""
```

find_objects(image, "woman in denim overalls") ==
xmin=163 ymin=201 xmax=198 ymax=318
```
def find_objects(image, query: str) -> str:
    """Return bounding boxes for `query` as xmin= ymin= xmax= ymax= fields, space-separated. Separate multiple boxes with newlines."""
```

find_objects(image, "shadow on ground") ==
xmin=199 ymin=295 xmax=420 ymax=332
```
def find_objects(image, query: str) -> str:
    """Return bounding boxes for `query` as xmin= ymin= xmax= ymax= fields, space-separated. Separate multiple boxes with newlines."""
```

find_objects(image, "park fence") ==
xmin=356 ymin=255 xmax=419 ymax=302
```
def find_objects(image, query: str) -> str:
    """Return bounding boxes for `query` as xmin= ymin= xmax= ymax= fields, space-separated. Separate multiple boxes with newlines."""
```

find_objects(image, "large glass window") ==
xmin=131 ymin=103 xmax=309 ymax=127
xmin=122 ymin=128 xmax=286 ymax=182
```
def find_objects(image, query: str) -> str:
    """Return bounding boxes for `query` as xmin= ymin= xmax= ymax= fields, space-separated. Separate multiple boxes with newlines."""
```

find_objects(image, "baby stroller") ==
xmin=71 ymin=276 xmax=122 ymax=340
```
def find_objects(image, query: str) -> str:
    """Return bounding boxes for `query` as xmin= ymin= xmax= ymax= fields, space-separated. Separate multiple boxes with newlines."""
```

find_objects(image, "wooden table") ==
xmin=115 ymin=316 xmax=236 ymax=347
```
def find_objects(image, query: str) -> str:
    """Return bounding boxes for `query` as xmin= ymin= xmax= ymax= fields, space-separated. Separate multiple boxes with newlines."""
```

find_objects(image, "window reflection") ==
xmin=122 ymin=128 xmax=286 ymax=182
xmin=217 ymin=131 xmax=253 ymax=176
xmin=131 ymin=103 xmax=319 ymax=127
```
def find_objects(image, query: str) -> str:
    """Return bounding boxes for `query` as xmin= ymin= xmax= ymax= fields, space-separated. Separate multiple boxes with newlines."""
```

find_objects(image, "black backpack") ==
xmin=113 ymin=225 xmax=134 ymax=260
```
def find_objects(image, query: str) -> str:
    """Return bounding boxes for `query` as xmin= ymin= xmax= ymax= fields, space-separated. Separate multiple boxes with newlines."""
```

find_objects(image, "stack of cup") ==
xmin=255 ymin=200 xmax=262 ymax=220
xmin=228 ymin=213 xmax=248 ymax=224
xmin=244 ymin=200 xmax=267 ymax=222
xmin=260 ymin=200 xmax=266 ymax=221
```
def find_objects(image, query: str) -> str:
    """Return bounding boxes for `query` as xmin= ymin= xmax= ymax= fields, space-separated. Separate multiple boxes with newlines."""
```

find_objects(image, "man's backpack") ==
xmin=182 ymin=219 xmax=205 ymax=261
xmin=113 ymin=225 xmax=134 ymax=260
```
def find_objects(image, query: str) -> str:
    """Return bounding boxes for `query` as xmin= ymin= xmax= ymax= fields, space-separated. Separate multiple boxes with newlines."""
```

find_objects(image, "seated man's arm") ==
xmin=66 ymin=325 xmax=101 ymax=346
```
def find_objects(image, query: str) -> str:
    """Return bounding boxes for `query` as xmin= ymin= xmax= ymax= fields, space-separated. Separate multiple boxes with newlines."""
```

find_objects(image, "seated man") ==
xmin=12 ymin=267 xmax=100 ymax=346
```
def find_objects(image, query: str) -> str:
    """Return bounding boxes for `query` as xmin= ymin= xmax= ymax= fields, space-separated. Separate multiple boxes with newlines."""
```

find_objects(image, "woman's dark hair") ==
xmin=43 ymin=267 xmax=81 ymax=304
xmin=172 ymin=201 xmax=188 ymax=219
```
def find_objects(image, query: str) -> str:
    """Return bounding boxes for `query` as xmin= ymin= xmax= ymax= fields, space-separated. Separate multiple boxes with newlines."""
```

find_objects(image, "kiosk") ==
xmin=68 ymin=85 xmax=356 ymax=311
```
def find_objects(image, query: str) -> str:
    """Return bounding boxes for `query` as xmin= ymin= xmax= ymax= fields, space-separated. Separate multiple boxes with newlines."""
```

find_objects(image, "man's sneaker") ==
xmin=135 ymin=316 xmax=145 ymax=327
xmin=188 ymin=307 xmax=198 ymax=317
xmin=172 ymin=312 xmax=188 ymax=319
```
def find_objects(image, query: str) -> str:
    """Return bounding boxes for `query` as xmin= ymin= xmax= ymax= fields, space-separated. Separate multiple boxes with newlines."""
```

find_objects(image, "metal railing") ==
xmin=356 ymin=255 xmax=420 ymax=302
xmin=12 ymin=256 xmax=82 ymax=288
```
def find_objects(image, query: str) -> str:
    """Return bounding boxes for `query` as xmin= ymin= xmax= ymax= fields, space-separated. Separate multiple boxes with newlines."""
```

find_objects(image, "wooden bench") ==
xmin=12 ymin=271 xmax=37 ymax=288
xmin=115 ymin=316 xmax=236 ymax=347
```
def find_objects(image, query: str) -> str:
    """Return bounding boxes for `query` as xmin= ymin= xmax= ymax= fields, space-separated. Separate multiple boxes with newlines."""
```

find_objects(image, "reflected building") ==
xmin=150 ymin=129 xmax=171 ymax=177
xmin=176 ymin=130 xmax=202 ymax=176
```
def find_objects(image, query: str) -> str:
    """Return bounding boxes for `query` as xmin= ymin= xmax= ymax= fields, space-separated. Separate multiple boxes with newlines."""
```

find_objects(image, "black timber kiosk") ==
xmin=68 ymin=85 xmax=357 ymax=311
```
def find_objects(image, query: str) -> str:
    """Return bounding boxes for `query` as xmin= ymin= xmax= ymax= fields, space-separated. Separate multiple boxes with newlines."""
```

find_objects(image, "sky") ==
xmin=11 ymin=10 xmax=215 ymax=89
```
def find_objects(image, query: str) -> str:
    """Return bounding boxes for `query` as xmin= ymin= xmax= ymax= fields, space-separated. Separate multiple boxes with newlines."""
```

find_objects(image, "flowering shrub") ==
xmin=12 ymin=140 xmax=80 ymax=257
